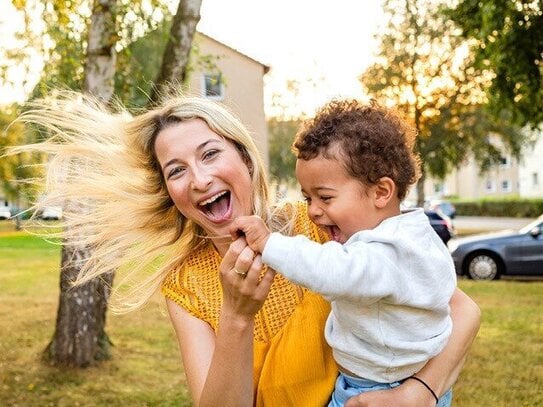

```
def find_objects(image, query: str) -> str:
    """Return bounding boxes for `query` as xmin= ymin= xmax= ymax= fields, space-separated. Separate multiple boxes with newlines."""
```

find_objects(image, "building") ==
xmin=186 ymin=32 xmax=270 ymax=169
xmin=416 ymin=130 xmax=542 ymax=201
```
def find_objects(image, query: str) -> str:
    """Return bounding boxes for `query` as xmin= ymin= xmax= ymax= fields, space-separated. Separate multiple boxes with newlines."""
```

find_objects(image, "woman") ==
xmin=16 ymin=92 xmax=480 ymax=406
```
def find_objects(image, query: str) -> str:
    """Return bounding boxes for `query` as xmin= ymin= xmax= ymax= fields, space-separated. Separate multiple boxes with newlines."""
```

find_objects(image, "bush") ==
xmin=453 ymin=198 xmax=543 ymax=217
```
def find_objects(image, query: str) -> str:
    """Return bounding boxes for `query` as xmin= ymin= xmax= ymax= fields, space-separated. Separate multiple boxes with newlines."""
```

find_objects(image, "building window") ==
xmin=499 ymin=156 xmax=510 ymax=168
xmin=501 ymin=180 xmax=512 ymax=192
xmin=202 ymin=73 xmax=224 ymax=100
xmin=485 ymin=179 xmax=495 ymax=193
xmin=533 ymin=172 xmax=539 ymax=186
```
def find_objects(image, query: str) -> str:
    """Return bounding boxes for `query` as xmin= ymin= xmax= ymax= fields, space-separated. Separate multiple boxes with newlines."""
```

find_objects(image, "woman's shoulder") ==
xmin=161 ymin=242 xmax=222 ymax=327
xmin=274 ymin=200 xmax=328 ymax=243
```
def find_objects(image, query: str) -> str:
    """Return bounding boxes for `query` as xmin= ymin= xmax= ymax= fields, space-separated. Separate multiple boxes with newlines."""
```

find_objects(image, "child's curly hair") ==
xmin=293 ymin=99 xmax=421 ymax=200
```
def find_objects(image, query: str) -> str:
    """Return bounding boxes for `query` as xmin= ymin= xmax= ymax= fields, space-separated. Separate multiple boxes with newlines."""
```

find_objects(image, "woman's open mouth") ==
xmin=198 ymin=191 xmax=232 ymax=223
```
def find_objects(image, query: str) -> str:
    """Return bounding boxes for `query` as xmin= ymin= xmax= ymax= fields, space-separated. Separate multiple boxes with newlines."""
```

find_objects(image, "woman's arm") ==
xmin=167 ymin=238 xmax=275 ymax=407
xmin=346 ymin=287 xmax=481 ymax=407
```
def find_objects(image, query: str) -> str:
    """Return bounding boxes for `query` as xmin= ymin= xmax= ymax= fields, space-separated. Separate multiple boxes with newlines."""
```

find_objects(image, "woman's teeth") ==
xmin=199 ymin=191 xmax=227 ymax=206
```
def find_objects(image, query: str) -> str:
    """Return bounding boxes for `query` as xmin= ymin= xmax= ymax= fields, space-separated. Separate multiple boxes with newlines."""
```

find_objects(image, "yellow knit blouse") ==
xmin=161 ymin=202 xmax=338 ymax=406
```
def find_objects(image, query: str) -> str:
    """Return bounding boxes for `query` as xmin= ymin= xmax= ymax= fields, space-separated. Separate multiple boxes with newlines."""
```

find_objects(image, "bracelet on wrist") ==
xmin=406 ymin=375 xmax=439 ymax=405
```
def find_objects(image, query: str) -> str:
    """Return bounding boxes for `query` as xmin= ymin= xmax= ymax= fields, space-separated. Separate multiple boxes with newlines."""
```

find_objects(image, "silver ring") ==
xmin=233 ymin=268 xmax=248 ymax=279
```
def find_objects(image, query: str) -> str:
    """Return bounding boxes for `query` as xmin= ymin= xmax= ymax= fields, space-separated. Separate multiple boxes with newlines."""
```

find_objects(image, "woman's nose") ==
xmin=190 ymin=168 xmax=213 ymax=191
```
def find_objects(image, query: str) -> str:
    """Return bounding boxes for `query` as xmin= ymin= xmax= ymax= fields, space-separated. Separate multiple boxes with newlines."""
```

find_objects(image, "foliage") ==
xmin=115 ymin=21 xmax=217 ymax=108
xmin=453 ymin=197 xmax=543 ymax=218
xmin=446 ymin=0 xmax=543 ymax=127
xmin=7 ymin=0 xmax=169 ymax=101
xmin=361 ymin=0 xmax=526 ymax=204
xmin=0 ymin=105 xmax=44 ymax=209
xmin=267 ymin=117 xmax=301 ymax=187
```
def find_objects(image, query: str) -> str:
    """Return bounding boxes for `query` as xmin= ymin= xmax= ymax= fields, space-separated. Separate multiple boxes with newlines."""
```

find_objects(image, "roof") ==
xmin=197 ymin=31 xmax=271 ymax=74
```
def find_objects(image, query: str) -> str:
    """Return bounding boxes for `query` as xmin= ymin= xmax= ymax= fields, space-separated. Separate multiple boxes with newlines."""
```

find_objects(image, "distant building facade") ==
xmin=411 ymin=130 xmax=542 ymax=201
xmin=186 ymin=32 xmax=270 ymax=169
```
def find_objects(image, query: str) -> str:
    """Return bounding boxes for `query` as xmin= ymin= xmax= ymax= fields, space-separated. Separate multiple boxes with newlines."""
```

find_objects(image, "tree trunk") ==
xmin=45 ymin=0 xmax=117 ymax=367
xmin=416 ymin=170 xmax=426 ymax=207
xmin=149 ymin=0 xmax=202 ymax=103
xmin=83 ymin=0 xmax=118 ymax=102
xmin=45 ymin=243 xmax=114 ymax=366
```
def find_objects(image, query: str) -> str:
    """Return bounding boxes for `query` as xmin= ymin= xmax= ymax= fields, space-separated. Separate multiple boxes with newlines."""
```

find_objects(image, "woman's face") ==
xmin=154 ymin=119 xmax=253 ymax=241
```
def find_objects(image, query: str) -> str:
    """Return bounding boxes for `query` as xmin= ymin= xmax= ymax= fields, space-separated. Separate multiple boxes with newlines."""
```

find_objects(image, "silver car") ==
xmin=450 ymin=215 xmax=543 ymax=280
xmin=0 ymin=206 xmax=11 ymax=220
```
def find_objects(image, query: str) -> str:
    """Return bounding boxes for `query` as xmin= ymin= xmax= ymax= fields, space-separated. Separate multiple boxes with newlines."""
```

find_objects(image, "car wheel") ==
xmin=466 ymin=253 xmax=501 ymax=280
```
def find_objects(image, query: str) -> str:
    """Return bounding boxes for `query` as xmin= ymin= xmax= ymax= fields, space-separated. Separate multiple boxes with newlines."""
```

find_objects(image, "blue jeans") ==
xmin=328 ymin=372 xmax=453 ymax=406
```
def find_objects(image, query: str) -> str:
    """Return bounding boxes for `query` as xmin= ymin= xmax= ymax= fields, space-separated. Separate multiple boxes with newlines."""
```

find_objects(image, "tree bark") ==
xmin=45 ymin=0 xmax=117 ymax=367
xmin=45 ymin=242 xmax=114 ymax=366
xmin=83 ymin=0 xmax=118 ymax=102
xmin=417 ymin=170 xmax=426 ymax=207
xmin=149 ymin=0 xmax=202 ymax=103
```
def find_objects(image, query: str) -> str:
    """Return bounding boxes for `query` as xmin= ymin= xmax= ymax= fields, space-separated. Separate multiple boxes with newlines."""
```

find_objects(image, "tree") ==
xmin=0 ymin=105 xmax=43 ymax=230
xmin=446 ymin=0 xmax=543 ymax=127
xmin=149 ymin=0 xmax=202 ymax=103
xmin=268 ymin=117 xmax=300 ymax=189
xmin=6 ymin=0 xmax=202 ymax=367
xmin=360 ymin=0 xmax=525 ymax=205
xmin=44 ymin=0 xmax=118 ymax=368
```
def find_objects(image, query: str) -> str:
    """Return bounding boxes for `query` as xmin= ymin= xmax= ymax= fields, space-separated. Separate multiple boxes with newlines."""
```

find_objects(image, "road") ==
xmin=453 ymin=215 xmax=536 ymax=234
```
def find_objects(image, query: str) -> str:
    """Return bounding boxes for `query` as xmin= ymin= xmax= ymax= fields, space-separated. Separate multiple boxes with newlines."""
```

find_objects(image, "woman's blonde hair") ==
xmin=12 ymin=91 xmax=274 ymax=312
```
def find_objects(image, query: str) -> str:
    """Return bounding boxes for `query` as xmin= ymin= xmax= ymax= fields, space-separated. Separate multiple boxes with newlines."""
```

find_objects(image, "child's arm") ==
xmin=230 ymin=216 xmax=271 ymax=254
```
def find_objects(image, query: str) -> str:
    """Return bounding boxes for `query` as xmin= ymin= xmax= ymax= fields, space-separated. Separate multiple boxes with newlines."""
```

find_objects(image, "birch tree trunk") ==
xmin=149 ymin=0 xmax=202 ymax=103
xmin=45 ymin=0 xmax=117 ymax=367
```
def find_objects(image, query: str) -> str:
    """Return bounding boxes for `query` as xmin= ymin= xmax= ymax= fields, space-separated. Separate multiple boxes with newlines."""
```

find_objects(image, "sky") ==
xmin=0 ymin=0 xmax=385 ymax=116
xmin=197 ymin=0 xmax=385 ymax=116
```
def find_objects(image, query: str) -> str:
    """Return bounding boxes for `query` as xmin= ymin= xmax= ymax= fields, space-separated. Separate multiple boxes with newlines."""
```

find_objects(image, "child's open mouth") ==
xmin=325 ymin=225 xmax=342 ymax=242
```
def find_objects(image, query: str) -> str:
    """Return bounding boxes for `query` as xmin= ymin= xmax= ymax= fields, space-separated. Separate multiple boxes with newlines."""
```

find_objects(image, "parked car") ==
xmin=425 ymin=209 xmax=455 ymax=245
xmin=450 ymin=215 xmax=543 ymax=280
xmin=41 ymin=206 xmax=63 ymax=220
xmin=0 ymin=206 xmax=11 ymax=220
xmin=428 ymin=199 xmax=456 ymax=219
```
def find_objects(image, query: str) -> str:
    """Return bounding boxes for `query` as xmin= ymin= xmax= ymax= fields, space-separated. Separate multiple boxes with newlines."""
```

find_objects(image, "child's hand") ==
xmin=230 ymin=216 xmax=271 ymax=254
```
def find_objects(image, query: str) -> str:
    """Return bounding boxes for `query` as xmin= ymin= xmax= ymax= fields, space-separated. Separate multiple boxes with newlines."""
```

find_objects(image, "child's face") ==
xmin=296 ymin=154 xmax=381 ymax=244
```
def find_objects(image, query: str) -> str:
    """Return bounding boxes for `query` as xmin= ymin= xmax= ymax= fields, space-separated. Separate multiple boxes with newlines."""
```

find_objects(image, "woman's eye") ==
xmin=303 ymin=196 xmax=311 ymax=204
xmin=203 ymin=149 xmax=219 ymax=160
xmin=320 ymin=196 xmax=332 ymax=202
xmin=167 ymin=167 xmax=185 ymax=179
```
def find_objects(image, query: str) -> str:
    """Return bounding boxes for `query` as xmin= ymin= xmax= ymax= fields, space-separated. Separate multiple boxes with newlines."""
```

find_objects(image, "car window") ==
xmin=519 ymin=219 xmax=543 ymax=234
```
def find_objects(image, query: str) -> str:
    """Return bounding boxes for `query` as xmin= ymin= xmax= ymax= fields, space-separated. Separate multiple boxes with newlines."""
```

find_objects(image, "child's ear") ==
xmin=374 ymin=177 xmax=396 ymax=208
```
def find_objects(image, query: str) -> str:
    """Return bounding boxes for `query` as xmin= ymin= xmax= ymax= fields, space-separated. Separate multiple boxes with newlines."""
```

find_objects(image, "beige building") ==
xmin=423 ymin=153 xmax=520 ymax=200
xmin=415 ymin=130 xmax=543 ymax=201
xmin=186 ymin=32 xmax=270 ymax=169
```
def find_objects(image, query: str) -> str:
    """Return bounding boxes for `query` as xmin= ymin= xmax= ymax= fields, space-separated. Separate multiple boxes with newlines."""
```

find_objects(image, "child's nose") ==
xmin=307 ymin=203 xmax=323 ymax=219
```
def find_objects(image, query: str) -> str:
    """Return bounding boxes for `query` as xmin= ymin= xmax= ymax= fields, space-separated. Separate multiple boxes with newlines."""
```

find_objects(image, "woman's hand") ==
xmin=219 ymin=236 xmax=276 ymax=321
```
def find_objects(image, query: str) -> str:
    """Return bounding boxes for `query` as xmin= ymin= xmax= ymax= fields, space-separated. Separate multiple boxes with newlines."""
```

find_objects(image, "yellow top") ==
xmin=161 ymin=202 xmax=338 ymax=406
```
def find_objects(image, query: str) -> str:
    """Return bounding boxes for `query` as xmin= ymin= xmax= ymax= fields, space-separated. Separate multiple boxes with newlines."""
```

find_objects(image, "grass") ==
xmin=1 ymin=220 xmax=542 ymax=406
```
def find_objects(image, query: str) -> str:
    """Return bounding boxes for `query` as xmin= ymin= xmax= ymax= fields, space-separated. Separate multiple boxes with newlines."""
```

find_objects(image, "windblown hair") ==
xmin=293 ymin=99 xmax=421 ymax=200
xmin=11 ymin=91 xmax=279 ymax=312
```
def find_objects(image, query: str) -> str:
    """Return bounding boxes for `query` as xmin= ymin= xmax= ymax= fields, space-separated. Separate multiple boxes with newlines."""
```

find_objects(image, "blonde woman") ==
xmin=15 ymin=92 xmax=480 ymax=406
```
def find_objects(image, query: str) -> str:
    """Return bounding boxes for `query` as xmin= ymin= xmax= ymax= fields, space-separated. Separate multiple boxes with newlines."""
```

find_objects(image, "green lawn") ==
xmin=0 ymin=221 xmax=542 ymax=406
